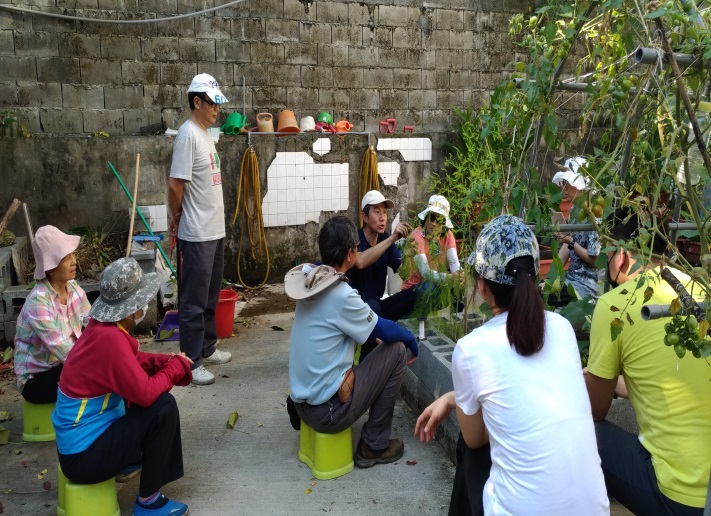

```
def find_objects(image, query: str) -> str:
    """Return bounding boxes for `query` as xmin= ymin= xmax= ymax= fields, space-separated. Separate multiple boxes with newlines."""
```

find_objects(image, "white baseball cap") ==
xmin=188 ymin=73 xmax=228 ymax=104
xmin=361 ymin=190 xmax=394 ymax=211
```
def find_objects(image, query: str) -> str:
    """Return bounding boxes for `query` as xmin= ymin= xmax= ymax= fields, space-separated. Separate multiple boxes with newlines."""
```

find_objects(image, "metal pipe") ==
xmin=635 ymin=47 xmax=710 ymax=69
xmin=534 ymin=222 xmax=704 ymax=232
xmin=513 ymin=78 xmax=594 ymax=92
xmin=641 ymin=302 xmax=708 ymax=320
xmin=241 ymin=75 xmax=245 ymax=117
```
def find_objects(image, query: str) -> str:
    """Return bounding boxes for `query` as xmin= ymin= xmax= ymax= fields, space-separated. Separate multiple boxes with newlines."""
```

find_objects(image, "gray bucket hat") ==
xmin=89 ymin=257 xmax=160 ymax=323
xmin=467 ymin=214 xmax=539 ymax=286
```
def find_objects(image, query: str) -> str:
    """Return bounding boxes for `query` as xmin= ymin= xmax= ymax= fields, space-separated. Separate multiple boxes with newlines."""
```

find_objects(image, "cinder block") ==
xmin=298 ymin=22 xmax=331 ymax=45
xmin=123 ymin=108 xmax=162 ymax=135
xmin=449 ymin=29 xmax=475 ymax=50
xmin=363 ymin=27 xmax=393 ymax=47
xmin=284 ymin=42 xmax=317 ymax=65
xmin=267 ymin=64 xmax=301 ymax=87
xmin=316 ymin=1 xmax=348 ymax=23
xmin=422 ymin=69 xmax=449 ymax=90
xmin=252 ymin=86 xmax=287 ymax=107
xmin=160 ymin=62 xmax=197 ymax=85
xmin=379 ymin=89 xmax=408 ymax=111
xmin=195 ymin=16 xmax=230 ymax=39
xmin=80 ymin=59 xmax=122 ymax=85
xmin=423 ymin=29 xmax=450 ymax=50
xmin=234 ymin=63 xmax=267 ymax=86
xmin=0 ymin=10 xmax=32 ymax=30
xmin=316 ymin=44 xmax=348 ymax=67
xmin=100 ymin=36 xmax=141 ymax=60
xmin=0 ymin=83 xmax=17 ymax=107
xmin=1 ymin=56 xmax=36 ymax=81
xmin=378 ymin=6 xmax=410 ymax=27
xmin=421 ymin=109 xmax=451 ymax=132
xmin=196 ymin=62 xmax=233 ymax=86
xmin=285 ymin=0 xmax=316 ymax=21
xmin=250 ymin=42 xmax=284 ymax=64
xmin=301 ymin=66 xmax=333 ymax=89
xmin=215 ymin=40 xmax=250 ymax=63
xmin=378 ymin=48 xmax=407 ymax=68
xmin=392 ymin=27 xmax=421 ymax=48
xmin=265 ymin=19 xmax=300 ymax=43
xmin=58 ymin=33 xmax=101 ymax=58
xmin=14 ymin=108 xmax=41 ymax=134
xmin=40 ymin=108 xmax=84 ymax=134
xmin=0 ymin=29 xmax=14 ymax=55
xmin=348 ymin=3 xmax=376 ymax=27
xmin=142 ymin=0 xmax=178 ymax=13
xmin=62 ymin=84 xmax=104 ymax=109
xmin=364 ymin=68 xmax=394 ymax=89
xmin=0 ymin=249 xmax=13 ymax=293
xmin=179 ymin=39 xmax=216 ymax=62
xmin=317 ymin=89 xmax=349 ymax=110
xmin=142 ymin=37 xmax=180 ymax=62
xmin=332 ymin=24 xmax=361 ymax=46
xmin=231 ymin=18 xmax=265 ymax=41
xmin=143 ymin=85 xmax=182 ymax=108
xmin=14 ymin=31 xmax=58 ymax=57
xmin=156 ymin=17 xmax=195 ymax=38
xmin=408 ymin=89 xmax=437 ymax=110
xmin=349 ymin=46 xmax=378 ymax=68
xmin=248 ymin=0 xmax=283 ymax=18
xmin=286 ymin=88 xmax=319 ymax=110
xmin=436 ymin=90 xmax=463 ymax=109
xmin=349 ymin=89 xmax=379 ymax=110
xmin=2 ymin=285 xmax=32 ymax=318
xmin=332 ymin=67 xmax=363 ymax=89
xmin=122 ymin=61 xmax=160 ymax=85
xmin=394 ymin=69 xmax=422 ymax=89
xmin=17 ymin=83 xmax=62 ymax=107
xmin=104 ymin=85 xmax=143 ymax=110
xmin=82 ymin=109 xmax=124 ymax=133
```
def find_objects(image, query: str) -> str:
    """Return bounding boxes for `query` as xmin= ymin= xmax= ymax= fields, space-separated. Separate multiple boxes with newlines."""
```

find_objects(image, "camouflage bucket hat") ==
xmin=467 ymin=214 xmax=539 ymax=286
xmin=89 ymin=257 xmax=160 ymax=323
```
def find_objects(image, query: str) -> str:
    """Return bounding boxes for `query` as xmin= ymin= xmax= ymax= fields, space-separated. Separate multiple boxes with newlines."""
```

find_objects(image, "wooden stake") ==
xmin=0 ymin=198 xmax=22 ymax=236
xmin=126 ymin=154 xmax=140 ymax=257
xmin=22 ymin=203 xmax=33 ymax=241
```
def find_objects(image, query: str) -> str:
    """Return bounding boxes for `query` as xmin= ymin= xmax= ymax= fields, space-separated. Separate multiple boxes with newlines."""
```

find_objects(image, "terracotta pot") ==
xmin=277 ymin=109 xmax=300 ymax=133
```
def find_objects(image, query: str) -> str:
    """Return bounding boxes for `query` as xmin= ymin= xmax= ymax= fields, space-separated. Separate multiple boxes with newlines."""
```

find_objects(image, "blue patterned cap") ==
xmin=467 ymin=214 xmax=539 ymax=285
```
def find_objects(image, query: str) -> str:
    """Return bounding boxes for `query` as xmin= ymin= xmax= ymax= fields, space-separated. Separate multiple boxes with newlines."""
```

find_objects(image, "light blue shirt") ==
xmin=289 ymin=281 xmax=378 ymax=406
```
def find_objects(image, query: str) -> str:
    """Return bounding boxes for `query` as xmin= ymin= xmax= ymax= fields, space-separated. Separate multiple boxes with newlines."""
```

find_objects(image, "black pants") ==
xmin=59 ymin=393 xmax=184 ymax=498
xmin=177 ymin=238 xmax=224 ymax=369
xmin=21 ymin=364 xmax=62 ymax=404
xmin=448 ymin=433 xmax=491 ymax=516
xmin=364 ymin=285 xmax=418 ymax=323
xmin=595 ymin=420 xmax=703 ymax=515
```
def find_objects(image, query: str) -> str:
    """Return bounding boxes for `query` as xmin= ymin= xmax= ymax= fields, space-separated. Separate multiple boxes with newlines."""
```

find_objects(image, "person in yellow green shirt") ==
xmin=586 ymin=207 xmax=711 ymax=515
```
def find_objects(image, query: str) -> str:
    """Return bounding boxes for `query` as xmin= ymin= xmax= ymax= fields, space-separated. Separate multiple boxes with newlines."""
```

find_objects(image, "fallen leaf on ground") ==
xmin=42 ymin=481 xmax=51 ymax=491
xmin=310 ymin=481 xmax=316 ymax=486
xmin=0 ymin=411 xmax=10 ymax=422
xmin=14 ymin=450 xmax=21 ymax=455
xmin=0 ymin=425 xmax=9 ymax=445
xmin=2 ymin=348 xmax=12 ymax=364
xmin=270 ymin=325 xmax=285 ymax=331
xmin=406 ymin=460 xmax=417 ymax=466
xmin=305 ymin=488 xmax=312 ymax=494
xmin=37 ymin=468 xmax=47 ymax=480
xmin=227 ymin=411 xmax=239 ymax=429
xmin=257 ymin=421 xmax=263 ymax=427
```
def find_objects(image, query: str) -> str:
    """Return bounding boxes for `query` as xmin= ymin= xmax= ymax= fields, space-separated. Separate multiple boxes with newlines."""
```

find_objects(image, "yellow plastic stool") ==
xmin=22 ymin=400 xmax=56 ymax=442
xmin=57 ymin=466 xmax=120 ymax=516
xmin=298 ymin=423 xmax=354 ymax=480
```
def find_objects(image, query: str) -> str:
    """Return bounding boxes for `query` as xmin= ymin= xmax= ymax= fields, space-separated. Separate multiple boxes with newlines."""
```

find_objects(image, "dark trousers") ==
xmin=58 ymin=393 xmax=184 ymax=498
xmin=448 ymin=433 xmax=491 ymax=516
xmin=21 ymin=364 xmax=63 ymax=404
xmin=364 ymin=285 xmax=418 ymax=322
xmin=177 ymin=238 xmax=224 ymax=369
xmin=295 ymin=340 xmax=407 ymax=450
xmin=595 ymin=420 xmax=703 ymax=515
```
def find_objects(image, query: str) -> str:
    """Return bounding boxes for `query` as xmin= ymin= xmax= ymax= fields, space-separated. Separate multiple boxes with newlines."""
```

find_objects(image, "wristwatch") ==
xmin=567 ymin=242 xmax=575 ymax=251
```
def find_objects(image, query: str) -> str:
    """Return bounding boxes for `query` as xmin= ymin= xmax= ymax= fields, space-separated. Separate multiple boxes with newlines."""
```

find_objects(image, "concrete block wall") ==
xmin=0 ymin=0 xmax=528 ymax=136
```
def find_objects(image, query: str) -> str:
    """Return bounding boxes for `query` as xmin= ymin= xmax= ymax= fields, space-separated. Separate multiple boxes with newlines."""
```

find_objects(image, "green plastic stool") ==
xmin=57 ymin=466 xmax=120 ymax=516
xmin=298 ymin=423 xmax=354 ymax=480
xmin=22 ymin=400 xmax=56 ymax=442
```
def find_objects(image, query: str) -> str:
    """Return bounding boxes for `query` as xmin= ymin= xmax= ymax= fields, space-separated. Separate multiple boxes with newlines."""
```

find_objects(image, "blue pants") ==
xmin=177 ymin=238 xmax=224 ymax=369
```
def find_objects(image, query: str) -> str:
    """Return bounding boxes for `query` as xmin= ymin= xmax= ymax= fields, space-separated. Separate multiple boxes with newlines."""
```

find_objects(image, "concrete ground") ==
xmin=0 ymin=293 xmax=632 ymax=515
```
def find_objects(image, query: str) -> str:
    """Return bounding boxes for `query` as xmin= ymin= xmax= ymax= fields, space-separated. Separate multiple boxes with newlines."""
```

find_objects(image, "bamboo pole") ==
xmin=0 ymin=198 xmax=22 ymax=235
xmin=126 ymin=154 xmax=140 ymax=257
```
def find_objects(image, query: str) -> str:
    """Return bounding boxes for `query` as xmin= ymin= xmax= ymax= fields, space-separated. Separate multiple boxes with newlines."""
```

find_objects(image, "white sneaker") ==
xmin=191 ymin=365 xmax=215 ymax=385
xmin=204 ymin=349 xmax=232 ymax=365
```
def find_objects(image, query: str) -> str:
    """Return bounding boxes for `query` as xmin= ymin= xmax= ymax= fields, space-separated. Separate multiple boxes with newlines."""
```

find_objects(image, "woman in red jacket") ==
xmin=53 ymin=257 xmax=193 ymax=516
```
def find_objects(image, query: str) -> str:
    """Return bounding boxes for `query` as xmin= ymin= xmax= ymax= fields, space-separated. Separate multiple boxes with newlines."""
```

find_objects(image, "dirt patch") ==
xmin=238 ymin=285 xmax=295 ymax=317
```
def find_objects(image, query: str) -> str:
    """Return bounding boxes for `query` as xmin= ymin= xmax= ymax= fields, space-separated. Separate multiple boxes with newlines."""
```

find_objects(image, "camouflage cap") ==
xmin=89 ymin=257 xmax=160 ymax=323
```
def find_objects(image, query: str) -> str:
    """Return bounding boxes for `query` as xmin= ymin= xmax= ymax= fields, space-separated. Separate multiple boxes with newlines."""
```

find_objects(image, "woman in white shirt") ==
xmin=415 ymin=214 xmax=609 ymax=516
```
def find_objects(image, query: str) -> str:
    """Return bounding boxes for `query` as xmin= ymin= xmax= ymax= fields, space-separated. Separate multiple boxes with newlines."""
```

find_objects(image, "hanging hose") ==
xmin=358 ymin=146 xmax=380 ymax=227
xmin=232 ymin=146 xmax=270 ymax=289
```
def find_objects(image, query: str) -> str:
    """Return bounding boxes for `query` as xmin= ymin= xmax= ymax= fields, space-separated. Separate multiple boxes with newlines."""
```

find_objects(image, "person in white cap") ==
xmin=401 ymin=194 xmax=463 ymax=293
xmin=168 ymin=73 xmax=232 ymax=386
xmin=550 ymin=156 xmax=600 ymax=306
xmin=14 ymin=225 xmax=90 ymax=403
xmin=347 ymin=190 xmax=414 ymax=319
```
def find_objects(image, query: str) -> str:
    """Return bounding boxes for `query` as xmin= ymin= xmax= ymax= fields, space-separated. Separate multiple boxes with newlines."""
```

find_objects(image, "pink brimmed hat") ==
xmin=32 ymin=225 xmax=80 ymax=280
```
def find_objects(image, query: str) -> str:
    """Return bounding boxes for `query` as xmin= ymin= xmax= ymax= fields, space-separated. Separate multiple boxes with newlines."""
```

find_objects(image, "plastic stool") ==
xmin=298 ymin=423 xmax=354 ymax=480
xmin=57 ymin=466 xmax=120 ymax=516
xmin=22 ymin=400 xmax=56 ymax=442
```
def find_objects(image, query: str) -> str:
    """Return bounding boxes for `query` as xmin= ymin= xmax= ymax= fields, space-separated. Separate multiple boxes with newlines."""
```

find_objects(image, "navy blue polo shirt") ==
xmin=346 ymin=228 xmax=402 ymax=302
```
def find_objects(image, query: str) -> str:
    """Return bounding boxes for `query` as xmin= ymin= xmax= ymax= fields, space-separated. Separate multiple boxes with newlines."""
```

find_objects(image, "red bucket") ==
xmin=216 ymin=289 xmax=239 ymax=338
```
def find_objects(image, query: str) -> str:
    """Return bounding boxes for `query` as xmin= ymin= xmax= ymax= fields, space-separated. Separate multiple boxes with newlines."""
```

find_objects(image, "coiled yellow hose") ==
xmin=232 ymin=147 xmax=270 ymax=289
xmin=358 ymin=146 xmax=380 ymax=227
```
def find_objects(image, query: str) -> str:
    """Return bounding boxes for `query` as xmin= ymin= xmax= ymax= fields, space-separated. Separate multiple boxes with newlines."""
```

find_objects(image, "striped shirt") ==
xmin=14 ymin=280 xmax=90 ymax=392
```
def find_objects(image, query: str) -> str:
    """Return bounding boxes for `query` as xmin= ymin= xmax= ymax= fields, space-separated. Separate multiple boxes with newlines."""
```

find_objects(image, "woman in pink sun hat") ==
xmin=14 ymin=225 xmax=90 ymax=403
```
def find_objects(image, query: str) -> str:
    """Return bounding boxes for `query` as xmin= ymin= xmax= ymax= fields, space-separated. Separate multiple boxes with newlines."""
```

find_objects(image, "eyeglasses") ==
xmin=199 ymin=95 xmax=216 ymax=106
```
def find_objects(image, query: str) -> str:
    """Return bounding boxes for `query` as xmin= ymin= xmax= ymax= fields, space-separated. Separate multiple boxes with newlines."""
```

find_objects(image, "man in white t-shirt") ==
xmin=285 ymin=216 xmax=419 ymax=468
xmin=168 ymin=73 xmax=232 ymax=386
